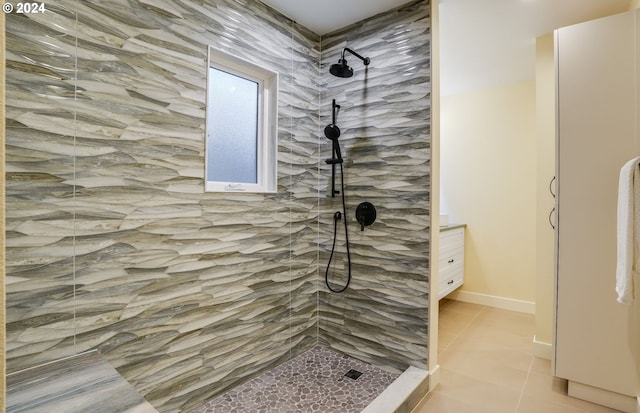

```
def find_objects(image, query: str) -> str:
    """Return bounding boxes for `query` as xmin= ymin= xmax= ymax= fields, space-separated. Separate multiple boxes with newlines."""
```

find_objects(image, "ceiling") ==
xmin=439 ymin=0 xmax=630 ymax=95
xmin=260 ymin=0 xmax=412 ymax=35
xmin=260 ymin=0 xmax=632 ymax=95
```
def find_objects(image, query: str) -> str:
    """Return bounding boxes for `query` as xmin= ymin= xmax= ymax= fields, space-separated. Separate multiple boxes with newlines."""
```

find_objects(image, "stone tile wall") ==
xmin=318 ymin=0 xmax=431 ymax=372
xmin=5 ymin=0 xmax=430 ymax=411
xmin=6 ymin=1 xmax=319 ymax=411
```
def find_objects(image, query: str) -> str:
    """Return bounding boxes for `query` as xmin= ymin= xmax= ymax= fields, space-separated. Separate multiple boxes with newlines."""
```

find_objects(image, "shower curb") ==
xmin=361 ymin=366 xmax=429 ymax=413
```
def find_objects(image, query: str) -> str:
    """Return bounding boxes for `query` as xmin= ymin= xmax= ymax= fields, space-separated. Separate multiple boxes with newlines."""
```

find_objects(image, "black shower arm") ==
xmin=341 ymin=48 xmax=371 ymax=66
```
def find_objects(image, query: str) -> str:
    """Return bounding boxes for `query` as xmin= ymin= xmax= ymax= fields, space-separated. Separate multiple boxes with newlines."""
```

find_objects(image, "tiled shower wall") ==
xmin=6 ymin=1 xmax=320 ymax=412
xmin=5 ymin=0 xmax=430 ymax=411
xmin=318 ymin=1 xmax=431 ymax=372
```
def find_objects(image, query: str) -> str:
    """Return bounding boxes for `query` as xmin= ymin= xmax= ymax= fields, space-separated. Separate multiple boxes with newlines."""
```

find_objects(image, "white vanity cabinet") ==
xmin=439 ymin=226 xmax=465 ymax=300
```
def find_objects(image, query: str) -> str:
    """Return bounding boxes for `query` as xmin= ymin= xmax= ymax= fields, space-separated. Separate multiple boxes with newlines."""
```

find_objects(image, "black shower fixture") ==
xmin=324 ymin=99 xmax=351 ymax=294
xmin=324 ymin=99 xmax=341 ymax=143
xmin=355 ymin=202 xmax=377 ymax=232
xmin=329 ymin=47 xmax=371 ymax=78
xmin=325 ymin=99 xmax=343 ymax=197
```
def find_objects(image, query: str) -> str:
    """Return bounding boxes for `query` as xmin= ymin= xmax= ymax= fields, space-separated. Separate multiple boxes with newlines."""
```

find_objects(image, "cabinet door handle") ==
xmin=549 ymin=207 xmax=556 ymax=230
xmin=448 ymin=259 xmax=454 ymax=263
xmin=448 ymin=280 xmax=454 ymax=285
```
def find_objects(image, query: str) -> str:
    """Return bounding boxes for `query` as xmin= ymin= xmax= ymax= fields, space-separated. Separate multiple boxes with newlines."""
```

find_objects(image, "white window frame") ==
xmin=205 ymin=46 xmax=278 ymax=193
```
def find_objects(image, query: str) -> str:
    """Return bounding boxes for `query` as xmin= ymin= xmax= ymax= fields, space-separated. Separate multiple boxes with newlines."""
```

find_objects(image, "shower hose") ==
xmin=325 ymin=162 xmax=352 ymax=293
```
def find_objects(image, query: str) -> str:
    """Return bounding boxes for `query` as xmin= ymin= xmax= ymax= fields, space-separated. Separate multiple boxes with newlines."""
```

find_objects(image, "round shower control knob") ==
xmin=355 ymin=202 xmax=376 ymax=231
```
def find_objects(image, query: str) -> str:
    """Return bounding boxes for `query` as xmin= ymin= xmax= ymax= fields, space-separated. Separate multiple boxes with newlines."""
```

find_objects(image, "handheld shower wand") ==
xmin=324 ymin=98 xmax=351 ymax=293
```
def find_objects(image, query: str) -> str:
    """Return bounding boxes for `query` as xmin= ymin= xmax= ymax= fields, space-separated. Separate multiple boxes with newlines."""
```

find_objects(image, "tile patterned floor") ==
xmin=195 ymin=345 xmax=399 ymax=413
xmin=414 ymin=299 xmax=624 ymax=413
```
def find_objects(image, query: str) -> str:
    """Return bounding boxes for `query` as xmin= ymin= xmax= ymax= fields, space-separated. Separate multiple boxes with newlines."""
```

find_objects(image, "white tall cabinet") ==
xmin=555 ymin=10 xmax=640 ymax=412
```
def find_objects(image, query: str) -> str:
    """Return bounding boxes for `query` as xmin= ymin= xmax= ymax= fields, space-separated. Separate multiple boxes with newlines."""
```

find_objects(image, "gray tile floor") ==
xmin=195 ymin=345 xmax=400 ymax=413
xmin=415 ymin=299 xmax=623 ymax=413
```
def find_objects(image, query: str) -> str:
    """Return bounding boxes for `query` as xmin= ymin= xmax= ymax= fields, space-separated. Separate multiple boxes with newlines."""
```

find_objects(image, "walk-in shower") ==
xmin=5 ymin=0 xmax=430 ymax=410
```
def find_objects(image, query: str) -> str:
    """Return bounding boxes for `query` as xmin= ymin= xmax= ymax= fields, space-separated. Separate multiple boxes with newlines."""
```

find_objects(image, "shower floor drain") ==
xmin=344 ymin=369 xmax=363 ymax=380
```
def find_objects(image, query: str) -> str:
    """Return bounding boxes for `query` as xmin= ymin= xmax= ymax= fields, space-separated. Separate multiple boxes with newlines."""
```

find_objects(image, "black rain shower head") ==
xmin=330 ymin=59 xmax=353 ymax=78
xmin=329 ymin=47 xmax=370 ymax=78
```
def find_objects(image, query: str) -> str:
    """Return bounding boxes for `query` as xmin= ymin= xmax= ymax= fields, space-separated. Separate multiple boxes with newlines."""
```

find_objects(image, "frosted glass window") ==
xmin=207 ymin=68 xmax=258 ymax=184
xmin=205 ymin=47 xmax=278 ymax=193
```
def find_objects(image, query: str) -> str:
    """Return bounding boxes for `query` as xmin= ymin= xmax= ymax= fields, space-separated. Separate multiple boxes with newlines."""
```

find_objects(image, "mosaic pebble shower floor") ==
xmin=194 ymin=345 xmax=400 ymax=413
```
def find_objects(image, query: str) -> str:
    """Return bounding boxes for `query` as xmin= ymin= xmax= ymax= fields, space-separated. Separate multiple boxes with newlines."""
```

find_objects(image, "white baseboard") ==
xmin=449 ymin=290 xmax=536 ymax=314
xmin=532 ymin=336 xmax=553 ymax=360
xmin=568 ymin=380 xmax=637 ymax=413
xmin=428 ymin=364 xmax=440 ymax=392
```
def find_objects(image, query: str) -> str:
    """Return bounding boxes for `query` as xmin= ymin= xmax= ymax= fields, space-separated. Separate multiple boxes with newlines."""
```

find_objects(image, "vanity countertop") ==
xmin=439 ymin=224 xmax=466 ymax=232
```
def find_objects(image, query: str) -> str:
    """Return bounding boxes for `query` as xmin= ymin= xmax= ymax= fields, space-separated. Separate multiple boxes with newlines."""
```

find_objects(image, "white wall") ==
xmin=428 ymin=0 xmax=442 ymax=391
xmin=534 ymin=33 xmax=556 ymax=354
xmin=438 ymin=0 xmax=634 ymax=361
xmin=441 ymin=81 xmax=537 ymax=307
